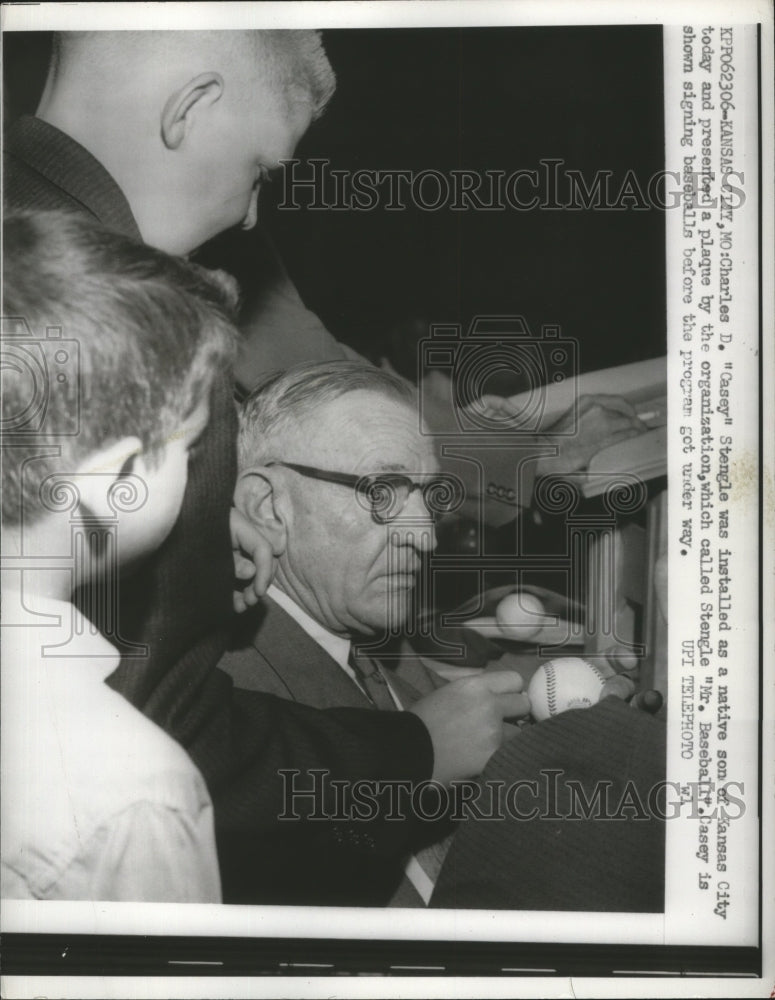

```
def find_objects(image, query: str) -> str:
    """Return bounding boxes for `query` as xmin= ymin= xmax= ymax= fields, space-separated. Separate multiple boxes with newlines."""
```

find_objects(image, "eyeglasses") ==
xmin=266 ymin=461 xmax=464 ymax=523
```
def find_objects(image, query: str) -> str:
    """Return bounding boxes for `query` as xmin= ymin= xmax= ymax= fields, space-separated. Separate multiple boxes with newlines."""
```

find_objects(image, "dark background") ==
xmin=4 ymin=27 xmax=666 ymax=375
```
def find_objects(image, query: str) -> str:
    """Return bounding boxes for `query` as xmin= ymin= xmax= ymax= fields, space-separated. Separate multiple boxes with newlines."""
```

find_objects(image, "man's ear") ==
xmin=234 ymin=469 xmax=287 ymax=557
xmin=72 ymin=437 xmax=143 ymax=520
xmin=161 ymin=72 xmax=224 ymax=151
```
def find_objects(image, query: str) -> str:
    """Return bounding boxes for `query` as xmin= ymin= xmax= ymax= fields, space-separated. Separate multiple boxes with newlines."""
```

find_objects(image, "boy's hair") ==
xmin=2 ymin=210 xmax=238 ymax=526
xmin=53 ymin=30 xmax=336 ymax=121
xmin=238 ymin=360 xmax=416 ymax=469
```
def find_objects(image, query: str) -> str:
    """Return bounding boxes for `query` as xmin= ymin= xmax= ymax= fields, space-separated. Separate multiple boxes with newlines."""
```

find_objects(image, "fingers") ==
xmin=577 ymin=396 xmax=648 ymax=438
xmin=541 ymin=403 xmax=648 ymax=477
xmin=229 ymin=506 xmax=252 ymax=547
xmin=498 ymin=691 xmax=531 ymax=719
xmin=469 ymin=671 xmax=530 ymax=719
xmin=251 ymin=553 xmax=274 ymax=596
xmin=232 ymin=547 xmax=271 ymax=614
xmin=594 ymin=658 xmax=617 ymax=681
xmin=597 ymin=424 xmax=648 ymax=452
xmin=600 ymin=674 xmax=637 ymax=702
xmin=605 ymin=423 xmax=648 ymax=443
xmin=230 ymin=505 xmax=276 ymax=610
xmin=474 ymin=669 xmax=525 ymax=695
xmin=479 ymin=393 xmax=509 ymax=416
xmin=603 ymin=644 xmax=641 ymax=673
xmin=577 ymin=394 xmax=639 ymax=419
xmin=233 ymin=552 xmax=256 ymax=580
xmin=232 ymin=580 xmax=261 ymax=614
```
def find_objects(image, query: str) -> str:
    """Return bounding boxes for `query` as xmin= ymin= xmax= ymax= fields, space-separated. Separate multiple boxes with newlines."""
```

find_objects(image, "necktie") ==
xmin=347 ymin=646 xmax=452 ymax=893
xmin=347 ymin=648 xmax=396 ymax=711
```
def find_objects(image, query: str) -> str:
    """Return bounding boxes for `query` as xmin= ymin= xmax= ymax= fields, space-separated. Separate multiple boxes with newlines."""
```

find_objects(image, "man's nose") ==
xmin=389 ymin=504 xmax=437 ymax=552
xmin=389 ymin=524 xmax=437 ymax=555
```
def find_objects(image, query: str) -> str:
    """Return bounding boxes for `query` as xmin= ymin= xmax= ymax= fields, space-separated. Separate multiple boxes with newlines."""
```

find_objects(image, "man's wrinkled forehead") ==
xmin=302 ymin=393 xmax=436 ymax=473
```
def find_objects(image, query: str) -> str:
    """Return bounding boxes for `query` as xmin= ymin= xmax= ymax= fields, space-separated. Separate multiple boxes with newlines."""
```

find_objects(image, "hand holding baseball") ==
xmin=410 ymin=670 xmax=530 ymax=784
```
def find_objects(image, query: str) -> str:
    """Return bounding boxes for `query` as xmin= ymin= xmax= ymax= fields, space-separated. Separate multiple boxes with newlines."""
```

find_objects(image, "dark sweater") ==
xmin=4 ymin=116 xmax=434 ymax=904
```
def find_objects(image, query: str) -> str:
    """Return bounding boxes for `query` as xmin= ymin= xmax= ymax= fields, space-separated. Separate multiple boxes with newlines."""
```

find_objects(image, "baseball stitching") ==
xmin=545 ymin=662 xmax=558 ymax=716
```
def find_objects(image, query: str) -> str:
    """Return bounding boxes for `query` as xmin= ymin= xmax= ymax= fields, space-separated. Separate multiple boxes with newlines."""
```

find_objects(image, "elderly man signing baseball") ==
xmin=220 ymin=361 xmax=666 ymax=912
xmin=219 ymin=361 xmax=530 ymax=905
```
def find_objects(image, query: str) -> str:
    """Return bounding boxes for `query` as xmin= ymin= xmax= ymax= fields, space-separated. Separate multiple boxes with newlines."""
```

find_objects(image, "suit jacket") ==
xmin=431 ymin=698 xmax=666 ymax=912
xmin=218 ymin=596 xmax=449 ymax=905
xmin=220 ymin=595 xmax=446 ymax=710
xmin=4 ymin=117 xmax=434 ymax=897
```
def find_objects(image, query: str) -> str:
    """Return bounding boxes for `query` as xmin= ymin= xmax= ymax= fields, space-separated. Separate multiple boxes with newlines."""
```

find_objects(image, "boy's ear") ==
xmin=72 ymin=437 xmax=143 ymax=518
xmin=71 ymin=437 xmax=143 ymax=518
xmin=161 ymin=72 xmax=224 ymax=150
xmin=234 ymin=469 xmax=287 ymax=557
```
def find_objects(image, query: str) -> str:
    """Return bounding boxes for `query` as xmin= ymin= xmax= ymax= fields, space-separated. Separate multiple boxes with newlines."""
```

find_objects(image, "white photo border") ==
xmin=1 ymin=1 xmax=772 ymax=996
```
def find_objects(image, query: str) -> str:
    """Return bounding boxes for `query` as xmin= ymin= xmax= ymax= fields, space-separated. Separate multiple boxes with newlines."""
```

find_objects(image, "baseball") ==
xmin=495 ymin=591 xmax=549 ymax=640
xmin=527 ymin=657 xmax=609 ymax=721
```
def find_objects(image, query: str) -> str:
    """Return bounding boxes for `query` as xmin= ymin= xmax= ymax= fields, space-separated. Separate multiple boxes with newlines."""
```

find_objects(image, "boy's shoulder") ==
xmin=2 ymin=596 xmax=212 ymax=897
xmin=3 ymin=595 xmax=208 ymax=800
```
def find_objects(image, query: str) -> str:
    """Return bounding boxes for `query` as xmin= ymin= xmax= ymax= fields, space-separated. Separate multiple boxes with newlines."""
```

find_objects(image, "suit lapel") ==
xmin=232 ymin=598 xmax=446 ymax=712
xmin=252 ymin=598 xmax=374 ymax=710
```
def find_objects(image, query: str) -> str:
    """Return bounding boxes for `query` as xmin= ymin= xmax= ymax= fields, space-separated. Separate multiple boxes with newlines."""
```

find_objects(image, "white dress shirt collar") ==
xmin=267 ymin=584 xmax=350 ymax=671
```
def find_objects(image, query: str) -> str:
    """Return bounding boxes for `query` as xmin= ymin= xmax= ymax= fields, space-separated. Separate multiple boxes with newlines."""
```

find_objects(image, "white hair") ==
xmin=238 ymin=361 xmax=416 ymax=469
